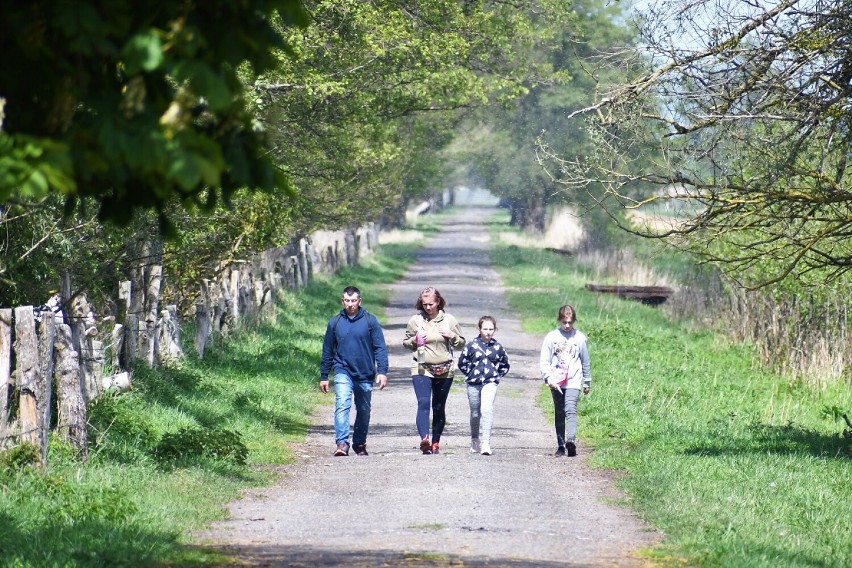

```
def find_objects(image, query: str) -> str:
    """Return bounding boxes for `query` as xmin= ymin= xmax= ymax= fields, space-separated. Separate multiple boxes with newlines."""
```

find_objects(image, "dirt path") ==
xmin=195 ymin=207 xmax=660 ymax=567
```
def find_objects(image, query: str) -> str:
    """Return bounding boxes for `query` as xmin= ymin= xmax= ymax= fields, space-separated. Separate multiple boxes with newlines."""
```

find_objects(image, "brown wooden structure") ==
xmin=585 ymin=284 xmax=674 ymax=306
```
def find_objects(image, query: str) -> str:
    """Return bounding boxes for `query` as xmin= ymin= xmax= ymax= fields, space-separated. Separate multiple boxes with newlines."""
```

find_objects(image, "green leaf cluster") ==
xmin=0 ymin=0 xmax=308 ymax=226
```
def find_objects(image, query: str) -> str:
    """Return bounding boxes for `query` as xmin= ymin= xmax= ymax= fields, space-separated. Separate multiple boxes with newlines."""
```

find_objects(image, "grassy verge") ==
xmin=489 ymin=238 xmax=852 ymax=567
xmin=0 ymin=242 xmax=418 ymax=567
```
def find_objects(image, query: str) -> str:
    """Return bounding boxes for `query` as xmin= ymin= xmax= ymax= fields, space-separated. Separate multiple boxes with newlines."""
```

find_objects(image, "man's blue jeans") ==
xmin=334 ymin=372 xmax=373 ymax=446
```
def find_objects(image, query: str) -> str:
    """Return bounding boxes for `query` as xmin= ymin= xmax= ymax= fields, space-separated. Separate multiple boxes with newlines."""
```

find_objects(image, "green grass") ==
xmin=490 ymin=242 xmax=852 ymax=568
xmin=0 ymin=242 xmax=418 ymax=567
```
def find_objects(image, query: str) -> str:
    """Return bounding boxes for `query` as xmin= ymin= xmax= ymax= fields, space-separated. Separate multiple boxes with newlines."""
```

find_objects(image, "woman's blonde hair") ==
xmin=415 ymin=287 xmax=446 ymax=311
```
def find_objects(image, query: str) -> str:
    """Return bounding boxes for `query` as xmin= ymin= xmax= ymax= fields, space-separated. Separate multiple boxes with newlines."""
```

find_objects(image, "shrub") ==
xmin=154 ymin=427 xmax=248 ymax=466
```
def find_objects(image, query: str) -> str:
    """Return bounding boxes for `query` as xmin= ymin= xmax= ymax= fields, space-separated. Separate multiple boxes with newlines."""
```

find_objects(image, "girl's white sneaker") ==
xmin=480 ymin=444 xmax=492 ymax=456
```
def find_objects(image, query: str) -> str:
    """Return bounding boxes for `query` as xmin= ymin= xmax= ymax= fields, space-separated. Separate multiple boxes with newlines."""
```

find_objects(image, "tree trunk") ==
xmin=127 ymin=227 xmax=163 ymax=367
xmin=195 ymin=279 xmax=212 ymax=358
xmin=511 ymin=188 xmax=547 ymax=232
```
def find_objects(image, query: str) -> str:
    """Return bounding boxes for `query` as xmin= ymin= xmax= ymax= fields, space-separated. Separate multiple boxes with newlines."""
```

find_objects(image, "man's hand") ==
xmin=320 ymin=380 xmax=330 ymax=393
xmin=375 ymin=374 xmax=388 ymax=390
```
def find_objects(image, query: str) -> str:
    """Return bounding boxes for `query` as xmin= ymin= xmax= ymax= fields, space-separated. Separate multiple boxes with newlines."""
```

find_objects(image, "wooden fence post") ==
xmin=290 ymin=255 xmax=302 ymax=289
xmin=140 ymin=264 xmax=162 ymax=366
xmin=345 ymin=231 xmax=357 ymax=267
xmin=0 ymin=309 xmax=12 ymax=444
xmin=118 ymin=280 xmax=133 ymax=367
xmin=54 ymin=323 xmax=87 ymax=457
xmin=37 ymin=315 xmax=56 ymax=464
xmin=125 ymin=276 xmax=145 ymax=365
xmin=157 ymin=306 xmax=183 ymax=364
xmin=195 ymin=279 xmax=211 ymax=358
xmin=89 ymin=337 xmax=104 ymax=398
xmin=218 ymin=278 xmax=233 ymax=335
xmin=71 ymin=294 xmax=98 ymax=402
xmin=14 ymin=306 xmax=43 ymax=463
xmin=298 ymin=240 xmax=309 ymax=286
xmin=257 ymin=269 xmax=270 ymax=308
xmin=304 ymin=239 xmax=315 ymax=281
xmin=111 ymin=323 xmax=125 ymax=370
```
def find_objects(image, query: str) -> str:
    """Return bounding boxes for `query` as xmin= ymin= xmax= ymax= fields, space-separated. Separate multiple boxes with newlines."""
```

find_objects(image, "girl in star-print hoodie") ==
xmin=457 ymin=315 xmax=511 ymax=456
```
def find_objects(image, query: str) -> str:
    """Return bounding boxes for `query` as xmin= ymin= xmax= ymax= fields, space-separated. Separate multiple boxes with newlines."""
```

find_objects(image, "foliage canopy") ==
xmin=0 ymin=0 xmax=308 ymax=228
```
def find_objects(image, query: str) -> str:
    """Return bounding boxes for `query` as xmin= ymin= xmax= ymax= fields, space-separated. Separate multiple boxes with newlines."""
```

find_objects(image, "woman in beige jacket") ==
xmin=402 ymin=287 xmax=466 ymax=454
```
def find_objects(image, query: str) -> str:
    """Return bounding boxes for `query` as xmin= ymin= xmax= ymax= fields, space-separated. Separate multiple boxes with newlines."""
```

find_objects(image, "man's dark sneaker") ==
xmin=353 ymin=444 xmax=368 ymax=456
xmin=334 ymin=442 xmax=350 ymax=457
xmin=420 ymin=438 xmax=432 ymax=455
xmin=566 ymin=441 xmax=577 ymax=457
xmin=554 ymin=446 xmax=566 ymax=457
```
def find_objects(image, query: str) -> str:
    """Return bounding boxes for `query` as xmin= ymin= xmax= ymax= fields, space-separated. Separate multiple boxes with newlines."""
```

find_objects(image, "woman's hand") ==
xmin=415 ymin=331 xmax=427 ymax=346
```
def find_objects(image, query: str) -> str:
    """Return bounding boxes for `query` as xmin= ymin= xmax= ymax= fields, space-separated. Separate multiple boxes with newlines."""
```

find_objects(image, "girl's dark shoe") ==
xmin=430 ymin=442 xmax=440 ymax=454
xmin=420 ymin=438 xmax=432 ymax=454
xmin=565 ymin=441 xmax=577 ymax=457
xmin=554 ymin=446 xmax=566 ymax=457
xmin=353 ymin=444 xmax=368 ymax=456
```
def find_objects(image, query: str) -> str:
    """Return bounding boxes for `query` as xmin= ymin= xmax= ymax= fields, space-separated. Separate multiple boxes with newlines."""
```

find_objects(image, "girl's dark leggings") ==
xmin=550 ymin=387 xmax=580 ymax=447
xmin=412 ymin=374 xmax=454 ymax=442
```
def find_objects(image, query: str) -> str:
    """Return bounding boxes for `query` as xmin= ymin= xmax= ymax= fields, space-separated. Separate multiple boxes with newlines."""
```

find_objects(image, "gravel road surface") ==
xmin=195 ymin=207 xmax=661 ymax=567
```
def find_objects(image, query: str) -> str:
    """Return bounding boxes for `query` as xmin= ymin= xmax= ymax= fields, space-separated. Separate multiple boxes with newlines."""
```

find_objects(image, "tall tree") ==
xmin=462 ymin=0 xmax=636 ymax=234
xmin=537 ymin=0 xmax=852 ymax=288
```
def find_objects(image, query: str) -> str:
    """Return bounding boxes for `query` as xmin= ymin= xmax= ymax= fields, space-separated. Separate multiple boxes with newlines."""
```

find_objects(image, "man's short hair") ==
xmin=343 ymin=285 xmax=361 ymax=297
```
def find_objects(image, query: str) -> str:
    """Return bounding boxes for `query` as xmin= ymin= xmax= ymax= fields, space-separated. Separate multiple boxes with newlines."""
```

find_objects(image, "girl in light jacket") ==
xmin=539 ymin=304 xmax=591 ymax=457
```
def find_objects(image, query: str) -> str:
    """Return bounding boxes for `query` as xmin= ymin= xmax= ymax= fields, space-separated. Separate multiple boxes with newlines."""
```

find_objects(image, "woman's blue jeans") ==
xmin=334 ymin=372 xmax=373 ymax=446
